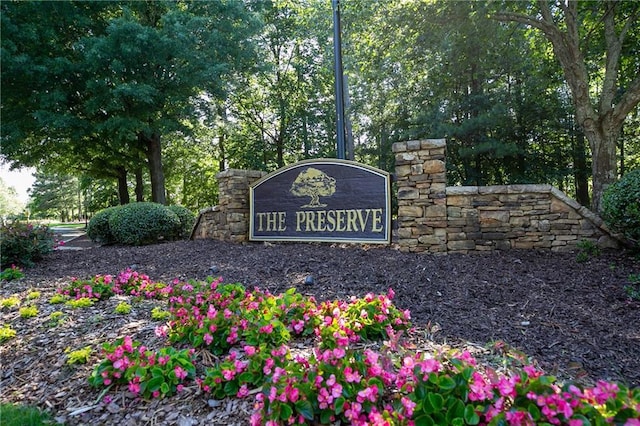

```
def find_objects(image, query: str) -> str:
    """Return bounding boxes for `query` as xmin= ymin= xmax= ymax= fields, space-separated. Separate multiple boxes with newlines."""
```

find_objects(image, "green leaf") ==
xmin=147 ymin=376 xmax=164 ymax=392
xmin=414 ymin=414 xmax=434 ymax=426
xmin=464 ymin=404 xmax=480 ymax=425
xmin=279 ymin=404 xmax=293 ymax=421
xmin=438 ymin=376 xmax=456 ymax=391
xmin=295 ymin=400 xmax=314 ymax=420
xmin=320 ymin=410 xmax=332 ymax=424
xmin=160 ymin=381 xmax=170 ymax=395
xmin=427 ymin=392 xmax=444 ymax=411
xmin=527 ymin=403 xmax=541 ymax=421
xmin=334 ymin=396 xmax=346 ymax=414
xmin=447 ymin=399 xmax=464 ymax=422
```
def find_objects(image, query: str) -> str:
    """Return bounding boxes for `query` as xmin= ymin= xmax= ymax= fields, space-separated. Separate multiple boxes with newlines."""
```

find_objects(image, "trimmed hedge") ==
xmin=167 ymin=205 xmax=196 ymax=239
xmin=602 ymin=169 xmax=640 ymax=248
xmin=86 ymin=206 xmax=118 ymax=244
xmin=108 ymin=202 xmax=181 ymax=246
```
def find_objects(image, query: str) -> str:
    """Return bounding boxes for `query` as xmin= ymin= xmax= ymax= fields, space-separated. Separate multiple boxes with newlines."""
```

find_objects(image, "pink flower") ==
xmin=357 ymin=385 xmax=378 ymax=403
xmin=237 ymin=384 xmax=249 ymax=398
xmin=505 ymin=410 xmax=534 ymax=425
xmin=344 ymin=367 xmax=362 ymax=383
xmin=174 ymin=365 xmax=188 ymax=380
xmin=204 ymin=333 xmax=213 ymax=345
xmin=497 ymin=376 xmax=518 ymax=398
xmin=401 ymin=396 xmax=417 ymax=417
xmin=244 ymin=345 xmax=257 ymax=356
xmin=469 ymin=372 xmax=492 ymax=401
xmin=128 ymin=381 xmax=140 ymax=395
xmin=260 ymin=324 xmax=273 ymax=334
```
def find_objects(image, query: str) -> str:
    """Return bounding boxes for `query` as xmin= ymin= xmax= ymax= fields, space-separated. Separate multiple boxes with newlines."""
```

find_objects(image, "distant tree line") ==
xmin=1 ymin=0 xmax=638 ymax=218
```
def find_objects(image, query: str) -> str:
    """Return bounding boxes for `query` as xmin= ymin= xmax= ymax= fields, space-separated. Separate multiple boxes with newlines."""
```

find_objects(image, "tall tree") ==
xmin=1 ymin=1 xmax=260 ymax=204
xmin=495 ymin=1 xmax=640 ymax=212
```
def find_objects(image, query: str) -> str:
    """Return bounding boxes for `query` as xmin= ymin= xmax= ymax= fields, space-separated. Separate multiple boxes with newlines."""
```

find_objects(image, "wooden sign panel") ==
xmin=250 ymin=159 xmax=391 ymax=244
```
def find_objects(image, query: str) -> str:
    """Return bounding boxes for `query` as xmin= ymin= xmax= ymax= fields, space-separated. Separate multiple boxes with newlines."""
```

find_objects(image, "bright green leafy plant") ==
xmin=151 ymin=307 xmax=172 ymax=321
xmin=19 ymin=305 xmax=38 ymax=318
xmin=114 ymin=301 xmax=132 ymax=315
xmin=65 ymin=297 xmax=94 ymax=309
xmin=67 ymin=346 xmax=92 ymax=365
xmin=0 ymin=264 xmax=25 ymax=281
xmin=26 ymin=291 xmax=41 ymax=300
xmin=1 ymin=296 xmax=21 ymax=309
xmin=0 ymin=324 xmax=17 ymax=343
xmin=49 ymin=294 xmax=66 ymax=304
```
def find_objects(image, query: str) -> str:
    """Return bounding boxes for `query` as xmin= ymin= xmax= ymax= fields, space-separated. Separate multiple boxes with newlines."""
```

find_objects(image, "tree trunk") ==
xmin=573 ymin=130 xmax=590 ymax=207
xmin=140 ymin=132 xmax=166 ymax=205
xmin=135 ymin=168 xmax=144 ymax=202
xmin=587 ymin=123 xmax=619 ymax=213
xmin=116 ymin=167 xmax=130 ymax=205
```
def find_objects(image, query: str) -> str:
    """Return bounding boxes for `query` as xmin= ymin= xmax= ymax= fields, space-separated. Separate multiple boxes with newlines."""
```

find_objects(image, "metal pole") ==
xmin=332 ymin=0 xmax=345 ymax=159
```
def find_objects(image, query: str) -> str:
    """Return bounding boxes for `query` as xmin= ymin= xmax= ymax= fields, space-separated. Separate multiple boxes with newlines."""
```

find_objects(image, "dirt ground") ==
xmin=1 ymin=238 xmax=638 ymax=425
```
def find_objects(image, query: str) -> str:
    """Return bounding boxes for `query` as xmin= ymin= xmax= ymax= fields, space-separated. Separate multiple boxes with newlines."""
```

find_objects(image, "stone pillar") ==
xmin=192 ymin=169 xmax=266 ymax=242
xmin=393 ymin=139 xmax=447 ymax=253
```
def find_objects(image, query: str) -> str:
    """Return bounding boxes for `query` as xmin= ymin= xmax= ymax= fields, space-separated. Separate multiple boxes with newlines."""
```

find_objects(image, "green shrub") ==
xmin=602 ymin=169 xmax=640 ymax=248
xmin=86 ymin=206 xmax=119 ymax=244
xmin=108 ymin=202 xmax=181 ymax=246
xmin=167 ymin=205 xmax=196 ymax=239
xmin=0 ymin=222 xmax=55 ymax=269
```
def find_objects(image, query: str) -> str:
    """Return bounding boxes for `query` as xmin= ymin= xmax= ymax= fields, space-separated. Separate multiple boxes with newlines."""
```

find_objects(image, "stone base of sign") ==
xmin=393 ymin=139 xmax=621 ymax=253
xmin=191 ymin=169 xmax=266 ymax=242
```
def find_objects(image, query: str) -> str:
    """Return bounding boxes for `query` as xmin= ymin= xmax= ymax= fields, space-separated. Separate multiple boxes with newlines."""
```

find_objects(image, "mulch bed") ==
xmin=1 ymin=238 xmax=638 ymax=424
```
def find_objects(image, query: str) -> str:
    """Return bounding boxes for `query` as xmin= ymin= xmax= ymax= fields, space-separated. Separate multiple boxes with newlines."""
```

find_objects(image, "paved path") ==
xmin=50 ymin=226 xmax=88 ymax=250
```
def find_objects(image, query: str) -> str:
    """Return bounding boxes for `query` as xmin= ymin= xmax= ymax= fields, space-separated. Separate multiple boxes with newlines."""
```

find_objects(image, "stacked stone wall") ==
xmin=191 ymin=169 xmax=266 ymax=242
xmin=394 ymin=139 xmax=618 ymax=254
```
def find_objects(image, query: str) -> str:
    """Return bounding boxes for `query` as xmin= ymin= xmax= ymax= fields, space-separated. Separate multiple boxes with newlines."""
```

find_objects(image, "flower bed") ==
xmin=2 ymin=267 xmax=639 ymax=425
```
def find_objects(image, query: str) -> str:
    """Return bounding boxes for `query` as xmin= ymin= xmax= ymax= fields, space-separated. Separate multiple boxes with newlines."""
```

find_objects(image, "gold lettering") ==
xmin=256 ymin=212 xmax=266 ymax=231
xmin=290 ymin=208 xmax=385 ymax=234
xmin=316 ymin=210 xmax=327 ymax=232
xmin=335 ymin=210 xmax=346 ymax=232
xmin=278 ymin=211 xmax=286 ymax=231
xmin=371 ymin=209 xmax=383 ymax=232
xmin=346 ymin=210 xmax=358 ymax=232
xmin=296 ymin=211 xmax=305 ymax=232
xmin=356 ymin=209 xmax=371 ymax=232
xmin=257 ymin=212 xmax=287 ymax=232
xmin=326 ymin=210 xmax=336 ymax=232
xmin=266 ymin=212 xmax=277 ymax=231
xmin=305 ymin=211 xmax=317 ymax=231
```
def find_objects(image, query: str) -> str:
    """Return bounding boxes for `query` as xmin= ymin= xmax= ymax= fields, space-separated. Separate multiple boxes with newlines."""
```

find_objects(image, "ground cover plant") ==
xmin=1 ymin=239 xmax=639 ymax=424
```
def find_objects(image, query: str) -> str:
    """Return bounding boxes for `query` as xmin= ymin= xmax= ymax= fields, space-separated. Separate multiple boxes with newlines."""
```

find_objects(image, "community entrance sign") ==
xmin=250 ymin=159 xmax=391 ymax=244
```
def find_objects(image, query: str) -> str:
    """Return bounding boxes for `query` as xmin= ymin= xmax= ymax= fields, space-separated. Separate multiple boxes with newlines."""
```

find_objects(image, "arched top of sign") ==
xmin=250 ymin=159 xmax=391 ymax=244
xmin=251 ymin=158 xmax=389 ymax=188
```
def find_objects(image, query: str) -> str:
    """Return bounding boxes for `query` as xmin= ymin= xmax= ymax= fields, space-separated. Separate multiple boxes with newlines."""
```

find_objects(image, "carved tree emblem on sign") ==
xmin=290 ymin=167 xmax=336 ymax=208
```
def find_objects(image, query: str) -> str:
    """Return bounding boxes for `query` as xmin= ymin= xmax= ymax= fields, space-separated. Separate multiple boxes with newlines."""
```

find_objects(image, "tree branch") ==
xmin=613 ymin=73 xmax=640 ymax=127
